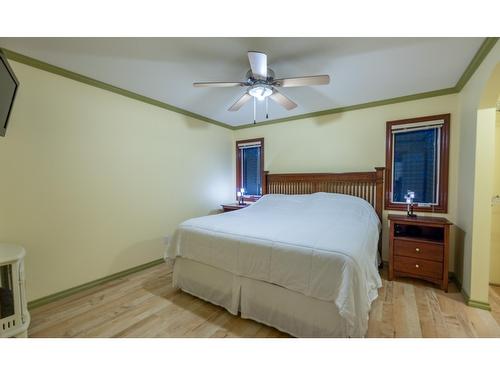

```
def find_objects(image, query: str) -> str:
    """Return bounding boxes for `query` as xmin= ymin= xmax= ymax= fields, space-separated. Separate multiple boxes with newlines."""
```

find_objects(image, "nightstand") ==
xmin=221 ymin=203 xmax=249 ymax=212
xmin=388 ymin=214 xmax=452 ymax=292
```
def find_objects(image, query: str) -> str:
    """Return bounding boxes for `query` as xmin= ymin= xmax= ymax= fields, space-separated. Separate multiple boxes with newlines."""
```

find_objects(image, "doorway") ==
xmin=490 ymin=108 xmax=500 ymax=286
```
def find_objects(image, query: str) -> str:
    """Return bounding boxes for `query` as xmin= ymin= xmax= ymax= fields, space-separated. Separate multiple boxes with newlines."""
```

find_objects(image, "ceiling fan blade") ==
xmin=193 ymin=81 xmax=246 ymax=88
xmin=269 ymin=89 xmax=297 ymax=110
xmin=273 ymin=75 xmax=330 ymax=88
xmin=228 ymin=92 xmax=252 ymax=112
xmin=248 ymin=51 xmax=268 ymax=79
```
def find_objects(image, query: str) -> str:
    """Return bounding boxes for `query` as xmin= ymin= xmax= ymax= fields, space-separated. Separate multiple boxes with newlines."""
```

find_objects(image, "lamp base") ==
xmin=406 ymin=203 xmax=417 ymax=218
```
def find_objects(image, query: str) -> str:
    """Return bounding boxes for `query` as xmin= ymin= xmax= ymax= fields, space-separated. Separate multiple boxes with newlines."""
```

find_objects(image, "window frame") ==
xmin=236 ymin=138 xmax=264 ymax=202
xmin=385 ymin=113 xmax=450 ymax=213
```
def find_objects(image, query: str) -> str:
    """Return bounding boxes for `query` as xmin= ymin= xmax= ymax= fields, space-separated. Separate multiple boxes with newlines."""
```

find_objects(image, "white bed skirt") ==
xmin=172 ymin=257 xmax=356 ymax=338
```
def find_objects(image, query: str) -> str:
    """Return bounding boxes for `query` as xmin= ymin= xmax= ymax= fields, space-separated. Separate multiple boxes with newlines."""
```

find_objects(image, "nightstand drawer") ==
xmin=394 ymin=239 xmax=443 ymax=262
xmin=394 ymin=256 xmax=443 ymax=279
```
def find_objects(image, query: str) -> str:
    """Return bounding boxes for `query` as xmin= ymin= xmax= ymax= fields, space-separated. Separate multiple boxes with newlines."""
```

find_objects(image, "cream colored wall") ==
xmin=457 ymin=49 xmax=500 ymax=303
xmin=0 ymin=61 xmax=234 ymax=301
xmin=234 ymin=94 xmax=460 ymax=271
xmin=470 ymin=108 xmax=496 ymax=297
xmin=1 ymin=45 xmax=498 ymax=306
xmin=490 ymin=112 xmax=500 ymax=284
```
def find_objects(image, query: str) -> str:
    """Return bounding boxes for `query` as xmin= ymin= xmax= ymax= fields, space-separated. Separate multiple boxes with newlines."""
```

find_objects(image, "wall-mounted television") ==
xmin=0 ymin=51 xmax=19 ymax=137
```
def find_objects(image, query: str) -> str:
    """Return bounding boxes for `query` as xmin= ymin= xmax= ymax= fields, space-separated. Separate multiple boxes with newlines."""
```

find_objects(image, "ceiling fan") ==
xmin=193 ymin=51 xmax=330 ymax=124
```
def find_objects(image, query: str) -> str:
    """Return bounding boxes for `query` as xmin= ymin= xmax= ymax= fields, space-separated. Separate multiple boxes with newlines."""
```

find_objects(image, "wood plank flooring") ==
xmin=28 ymin=263 xmax=500 ymax=338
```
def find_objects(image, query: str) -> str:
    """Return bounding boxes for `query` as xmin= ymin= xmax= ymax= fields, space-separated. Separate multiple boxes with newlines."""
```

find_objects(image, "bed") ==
xmin=165 ymin=168 xmax=385 ymax=337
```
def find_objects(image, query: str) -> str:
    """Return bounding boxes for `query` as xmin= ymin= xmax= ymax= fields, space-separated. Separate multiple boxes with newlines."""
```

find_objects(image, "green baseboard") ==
xmin=26 ymin=261 xmax=494 ymax=311
xmin=445 ymin=272 xmax=491 ymax=311
xmin=385 ymin=269 xmax=491 ymax=311
xmin=460 ymin=288 xmax=491 ymax=311
xmin=27 ymin=258 xmax=165 ymax=310
xmin=466 ymin=299 xmax=492 ymax=311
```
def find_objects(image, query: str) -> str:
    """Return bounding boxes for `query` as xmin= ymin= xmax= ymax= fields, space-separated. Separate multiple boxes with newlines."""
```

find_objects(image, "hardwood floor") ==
xmin=28 ymin=263 xmax=500 ymax=338
xmin=489 ymin=285 xmax=500 ymax=328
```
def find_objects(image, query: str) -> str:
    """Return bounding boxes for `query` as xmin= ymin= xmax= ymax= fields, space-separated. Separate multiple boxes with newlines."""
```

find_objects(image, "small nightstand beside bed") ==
xmin=166 ymin=168 xmax=385 ymax=337
xmin=388 ymin=214 xmax=452 ymax=292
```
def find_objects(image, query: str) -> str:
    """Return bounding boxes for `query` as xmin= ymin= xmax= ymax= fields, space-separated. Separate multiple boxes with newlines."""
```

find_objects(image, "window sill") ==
xmin=384 ymin=203 xmax=447 ymax=214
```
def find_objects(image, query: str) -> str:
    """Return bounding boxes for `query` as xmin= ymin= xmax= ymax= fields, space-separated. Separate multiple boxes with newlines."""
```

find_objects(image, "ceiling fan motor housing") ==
xmin=245 ymin=68 xmax=275 ymax=84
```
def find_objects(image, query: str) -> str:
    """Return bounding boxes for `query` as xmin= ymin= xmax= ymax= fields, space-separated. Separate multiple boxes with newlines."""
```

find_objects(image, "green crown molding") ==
xmin=27 ymin=258 xmax=164 ymax=310
xmin=235 ymin=87 xmax=457 ymax=129
xmin=455 ymin=37 xmax=499 ymax=92
xmin=2 ymin=37 xmax=498 ymax=131
xmin=238 ymin=37 xmax=498 ymax=129
xmin=0 ymin=48 xmax=233 ymax=130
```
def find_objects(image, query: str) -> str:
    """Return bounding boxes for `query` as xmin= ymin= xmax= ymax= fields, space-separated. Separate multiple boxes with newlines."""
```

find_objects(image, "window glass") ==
xmin=392 ymin=128 xmax=439 ymax=204
xmin=242 ymin=146 xmax=261 ymax=195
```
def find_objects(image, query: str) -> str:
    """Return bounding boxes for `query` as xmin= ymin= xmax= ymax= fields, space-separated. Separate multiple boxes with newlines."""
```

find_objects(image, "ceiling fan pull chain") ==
xmin=266 ymin=97 xmax=269 ymax=119
xmin=253 ymin=97 xmax=256 ymax=124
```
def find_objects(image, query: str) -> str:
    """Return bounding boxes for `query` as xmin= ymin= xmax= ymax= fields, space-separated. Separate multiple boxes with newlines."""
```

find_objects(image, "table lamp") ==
xmin=237 ymin=188 xmax=245 ymax=205
xmin=405 ymin=190 xmax=417 ymax=217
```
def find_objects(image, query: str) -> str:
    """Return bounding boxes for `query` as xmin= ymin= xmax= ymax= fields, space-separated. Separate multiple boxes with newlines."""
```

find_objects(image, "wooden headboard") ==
xmin=262 ymin=167 xmax=385 ymax=258
xmin=262 ymin=167 xmax=385 ymax=219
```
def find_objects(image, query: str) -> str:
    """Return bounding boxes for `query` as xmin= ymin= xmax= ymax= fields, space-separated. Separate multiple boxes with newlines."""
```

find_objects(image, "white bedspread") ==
xmin=166 ymin=193 xmax=382 ymax=336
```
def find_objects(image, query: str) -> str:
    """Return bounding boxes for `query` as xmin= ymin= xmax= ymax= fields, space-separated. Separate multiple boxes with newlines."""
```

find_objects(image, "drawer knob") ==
xmin=415 ymin=248 xmax=420 ymax=252
xmin=415 ymin=264 xmax=420 ymax=268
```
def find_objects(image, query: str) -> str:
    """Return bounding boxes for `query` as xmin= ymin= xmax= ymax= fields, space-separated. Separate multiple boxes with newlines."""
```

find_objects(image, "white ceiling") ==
xmin=0 ymin=38 xmax=484 ymax=127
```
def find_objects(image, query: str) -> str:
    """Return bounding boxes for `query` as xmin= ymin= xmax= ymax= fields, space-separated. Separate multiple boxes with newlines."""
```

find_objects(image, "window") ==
xmin=385 ymin=114 xmax=450 ymax=213
xmin=236 ymin=138 xmax=264 ymax=201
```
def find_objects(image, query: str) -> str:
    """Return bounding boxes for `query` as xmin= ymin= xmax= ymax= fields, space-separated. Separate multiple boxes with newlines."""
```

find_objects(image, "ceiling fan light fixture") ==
xmin=248 ymin=85 xmax=273 ymax=101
